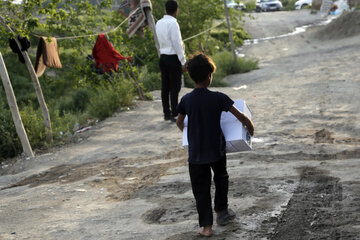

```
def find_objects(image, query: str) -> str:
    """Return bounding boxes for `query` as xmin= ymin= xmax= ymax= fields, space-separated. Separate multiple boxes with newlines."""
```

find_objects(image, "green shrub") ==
xmin=50 ymin=109 xmax=78 ymax=140
xmin=2 ymin=54 xmax=38 ymax=106
xmin=1 ymin=101 xmax=78 ymax=159
xmin=210 ymin=28 xmax=251 ymax=48
xmin=244 ymin=0 xmax=256 ymax=11
xmin=87 ymin=76 xmax=135 ymax=120
xmin=140 ymin=66 xmax=161 ymax=91
xmin=20 ymin=105 xmax=46 ymax=148
xmin=212 ymin=51 xmax=258 ymax=86
xmin=0 ymin=100 xmax=21 ymax=161
xmin=281 ymin=0 xmax=297 ymax=10
xmin=59 ymin=88 xmax=90 ymax=115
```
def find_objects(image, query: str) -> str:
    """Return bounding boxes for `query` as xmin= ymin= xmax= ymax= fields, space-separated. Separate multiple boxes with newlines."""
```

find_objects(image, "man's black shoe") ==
xmin=170 ymin=116 xmax=177 ymax=123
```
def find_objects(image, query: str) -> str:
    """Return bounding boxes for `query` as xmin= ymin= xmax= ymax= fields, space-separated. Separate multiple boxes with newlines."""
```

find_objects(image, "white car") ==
xmin=256 ymin=0 xmax=283 ymax=12
xmin=226 ymin=0 xmax=246 ymax=10
xmin=294 ymin=0 xmax=312 ymax=10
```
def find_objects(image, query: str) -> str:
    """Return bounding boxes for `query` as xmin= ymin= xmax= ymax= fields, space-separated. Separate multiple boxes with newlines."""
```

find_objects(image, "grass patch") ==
xmin=281 ymin=0 xmax=298 ymax=10
xmin=87 ymin=76 xmax=135 ymax=120
xmin=212 ymin=51 xmax=258 ymax=86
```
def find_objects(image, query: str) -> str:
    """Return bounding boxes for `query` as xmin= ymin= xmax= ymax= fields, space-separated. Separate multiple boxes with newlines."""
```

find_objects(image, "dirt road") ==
xmin=1 ymin=10 xmax=360 ymax=240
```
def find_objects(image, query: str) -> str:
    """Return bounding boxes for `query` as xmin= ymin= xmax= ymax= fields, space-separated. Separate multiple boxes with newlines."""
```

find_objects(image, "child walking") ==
xmin=176 ymin=53 xmax=254 ymax=237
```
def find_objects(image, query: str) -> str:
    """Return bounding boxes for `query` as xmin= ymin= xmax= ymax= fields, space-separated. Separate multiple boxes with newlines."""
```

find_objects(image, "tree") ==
xmin=0 ymin=0 xmax=115 ymax=143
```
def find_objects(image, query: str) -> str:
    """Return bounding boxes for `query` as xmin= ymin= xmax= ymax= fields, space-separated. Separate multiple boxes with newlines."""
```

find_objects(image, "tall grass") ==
xmin=87 ymin=76 xmax=135 ymax=120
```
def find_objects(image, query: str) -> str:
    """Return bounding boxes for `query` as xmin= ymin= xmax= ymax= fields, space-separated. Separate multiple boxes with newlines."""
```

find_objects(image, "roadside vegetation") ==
xmin=281 ymin=0 xmax=298 ymax=10
xmin=0 ymin=0 xmax=258 ymax=161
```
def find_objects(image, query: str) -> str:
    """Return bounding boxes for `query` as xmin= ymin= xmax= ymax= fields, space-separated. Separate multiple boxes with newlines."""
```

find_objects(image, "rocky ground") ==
xmin=1 ymin=10 xmax=359 ymax=240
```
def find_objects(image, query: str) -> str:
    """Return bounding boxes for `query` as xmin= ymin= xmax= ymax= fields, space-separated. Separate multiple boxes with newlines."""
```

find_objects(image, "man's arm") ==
xmin=170 ymin=22 xmax=186 ymax=66
xmin=229 ymin=106 xmax=255 ymax=136
xmin=176 ymin=114 xmax=186 ymax=131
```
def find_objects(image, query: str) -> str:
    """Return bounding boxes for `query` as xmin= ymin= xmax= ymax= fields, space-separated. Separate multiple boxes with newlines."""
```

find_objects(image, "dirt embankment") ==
xmin=316 ymin=11 xmax=360 ymax=39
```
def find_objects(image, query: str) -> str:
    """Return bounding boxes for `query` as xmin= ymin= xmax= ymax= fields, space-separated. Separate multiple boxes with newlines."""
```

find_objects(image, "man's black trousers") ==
xmin=159 ymin=54 xmax=182 ymax=118
xmin=189 ymin=156 xmax=229 ymax=227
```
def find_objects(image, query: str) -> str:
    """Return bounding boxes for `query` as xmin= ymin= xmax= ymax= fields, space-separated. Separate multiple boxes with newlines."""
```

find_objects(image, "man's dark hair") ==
xmin=165 ymin=0 xmax=178 ymax=15
xmin=186 ymin=53 xmax=216 ymax=83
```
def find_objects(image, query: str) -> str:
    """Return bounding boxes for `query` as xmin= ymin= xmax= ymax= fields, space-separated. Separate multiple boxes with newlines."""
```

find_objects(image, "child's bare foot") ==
xmin=199 ymin=225 xmax=213 ymax=237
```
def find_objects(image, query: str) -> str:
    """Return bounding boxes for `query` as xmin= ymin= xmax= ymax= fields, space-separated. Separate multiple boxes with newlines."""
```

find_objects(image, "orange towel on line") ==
xmin=35 ymin=37 xmax=62 ymax=77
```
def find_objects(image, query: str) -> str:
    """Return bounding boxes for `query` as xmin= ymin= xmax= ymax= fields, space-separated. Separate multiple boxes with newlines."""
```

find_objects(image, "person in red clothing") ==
xmin=92 ymin=34 xmax=132 ymax=73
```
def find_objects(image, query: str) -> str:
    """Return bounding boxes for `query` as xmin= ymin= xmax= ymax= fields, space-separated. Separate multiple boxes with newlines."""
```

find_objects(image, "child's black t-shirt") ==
xmin=177 ymin=88 xmax=234 ymax=164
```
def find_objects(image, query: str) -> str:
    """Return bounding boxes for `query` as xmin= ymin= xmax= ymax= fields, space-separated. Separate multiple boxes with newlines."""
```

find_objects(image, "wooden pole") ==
xmin=223 ymin=0 xmax=237 ymax=64
xmin=144 ymin=7 xmax=160 ymax=57
xmin=0 ymin=16 xmax=53 ymax=142
xmin=0 ymin=52 xmax=34 ymax=158
xmin=126 ymin=62 xmax=146 ymax=100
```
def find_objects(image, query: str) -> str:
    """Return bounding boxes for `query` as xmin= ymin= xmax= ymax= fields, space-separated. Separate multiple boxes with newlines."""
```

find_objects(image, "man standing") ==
xmin=156 ymin=0 xmax=186 ymax=122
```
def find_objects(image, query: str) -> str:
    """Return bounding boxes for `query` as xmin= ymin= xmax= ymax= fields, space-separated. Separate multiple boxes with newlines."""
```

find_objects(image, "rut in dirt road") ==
xmin=271 ymin=167 xmax=360 ymax=240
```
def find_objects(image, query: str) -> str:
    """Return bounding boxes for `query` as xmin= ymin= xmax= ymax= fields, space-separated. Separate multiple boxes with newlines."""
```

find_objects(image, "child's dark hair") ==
xmin=165 ymin=0 xmax=178 ymax=15
xmin=186 ymin=53 xmax=216 ymax=83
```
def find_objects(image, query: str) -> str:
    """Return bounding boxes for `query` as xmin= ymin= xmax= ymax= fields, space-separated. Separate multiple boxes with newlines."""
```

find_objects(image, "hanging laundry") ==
xmin=92 ymin=34 xmax=132 ymax=74
xmin=119 ymin=0 xmax=152 ymax=38
xmin=119 ymin=0 xmax=132 ymax=17
xmin=8 ymin=36 xmax=31 ymax=64
xmin=35 ymin=37 xmax=62 ymax=77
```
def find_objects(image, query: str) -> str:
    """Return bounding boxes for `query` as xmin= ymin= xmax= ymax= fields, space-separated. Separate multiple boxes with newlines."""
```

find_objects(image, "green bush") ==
xmin=244 ymin=0 xmax=257 ymax=11
xmin=281 ymin=0 xmax=297 ymax=10
xmin=0 ymin=100 xmax=79 ymax=161
xmin=212 ymin=51 xmax=258 ymax=86
xmin=210 ymin=28 xmax=251 ymax=48
xmin=59 ymin=88 xmax=90 ymax=115
xmin=50 ymin=109 xmax=77 ymax=140
xmin=87 ymin=76 xmax=135 ymax=120
xmin=140 ymin=66 xmax=161 ymax=92
xmin=20 ymin=105 xmax=46 ymax=148
xmin=0 ymin=100 xmax=21 ymax=161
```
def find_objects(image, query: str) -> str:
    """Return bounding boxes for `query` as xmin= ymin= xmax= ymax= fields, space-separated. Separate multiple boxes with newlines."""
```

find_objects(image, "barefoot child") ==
xmin=176 ymin=53 xmax=254 ymax=237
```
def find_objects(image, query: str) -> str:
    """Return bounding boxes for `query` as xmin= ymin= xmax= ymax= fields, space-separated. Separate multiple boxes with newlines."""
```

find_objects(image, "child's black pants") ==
xmin=189 ymin=155 xmax=229 ymax=227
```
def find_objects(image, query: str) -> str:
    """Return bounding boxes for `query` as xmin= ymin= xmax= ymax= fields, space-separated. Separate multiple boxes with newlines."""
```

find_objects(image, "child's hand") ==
xmin=229 ymin=106 xmax=254 ymax=136
xmin=246 ymin=122 xmax=254 ymax=136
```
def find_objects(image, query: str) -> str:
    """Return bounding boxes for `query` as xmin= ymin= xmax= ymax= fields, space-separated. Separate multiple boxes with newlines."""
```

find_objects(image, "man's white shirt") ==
xmin=155 ymin=15 xmax=186 ymax=66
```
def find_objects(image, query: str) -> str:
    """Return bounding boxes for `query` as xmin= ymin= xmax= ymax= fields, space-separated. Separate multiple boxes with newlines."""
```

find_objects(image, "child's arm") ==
xmin=176 ymin=113 xmax=186 ymax=131
xmin=229 ymin=106 xmax=255 ymax=136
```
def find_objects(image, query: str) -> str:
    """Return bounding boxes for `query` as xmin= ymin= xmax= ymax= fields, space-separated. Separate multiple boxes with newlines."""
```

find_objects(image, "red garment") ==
xmin=92 ymin=34 xmax=132 ymax=73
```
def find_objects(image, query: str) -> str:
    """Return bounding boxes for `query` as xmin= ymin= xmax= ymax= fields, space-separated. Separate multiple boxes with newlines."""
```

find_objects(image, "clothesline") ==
xmin=31 ymin=7 xmax=141 ymax=40
xmin=183 ymin=20 xmax=226 ymax=42
xmin=30 ymin=9 xmax=226 ymax=43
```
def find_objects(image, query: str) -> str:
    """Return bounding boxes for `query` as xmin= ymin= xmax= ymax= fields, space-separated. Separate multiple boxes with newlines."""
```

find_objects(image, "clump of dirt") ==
xmin=314 ymin=129 xmax=334 ymax=143
xmin=142 ymin=198 xmax=197 ymax=224
xmin=316 ymin=11 xmax=360 ymax=40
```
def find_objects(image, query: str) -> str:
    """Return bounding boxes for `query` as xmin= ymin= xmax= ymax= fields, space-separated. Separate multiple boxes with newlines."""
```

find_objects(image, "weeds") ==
xmin=212 ymin=51 xmax=258 ymax=86
xmin=87 ymin=76 xmax=135 ymax=120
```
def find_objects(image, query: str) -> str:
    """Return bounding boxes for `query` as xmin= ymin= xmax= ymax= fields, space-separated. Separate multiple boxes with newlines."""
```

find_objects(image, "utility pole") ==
xmin=0 ymin=16 xmax=53 ymax=142
xmin=144 ymin=7 xmax=160 ymax=57
xmin=0 ymin=52 xmax=34 ymax=158
xmin=223 ymin=0 xmax=237 ymax=64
